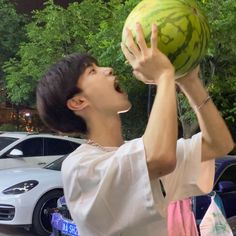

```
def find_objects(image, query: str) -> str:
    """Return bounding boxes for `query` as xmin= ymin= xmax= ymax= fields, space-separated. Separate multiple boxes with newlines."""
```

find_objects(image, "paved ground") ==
xmin=0 ymin=217 xmax=234 ymax=236
xmin=0 ymin=225 xmax=36 ymax=236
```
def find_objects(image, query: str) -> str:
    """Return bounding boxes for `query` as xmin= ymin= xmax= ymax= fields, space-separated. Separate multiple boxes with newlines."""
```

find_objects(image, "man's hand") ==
xmin=176 ymin=66 xmax=200 ymax=85
xmin=121 ymin=23 xmax=175 ymax=84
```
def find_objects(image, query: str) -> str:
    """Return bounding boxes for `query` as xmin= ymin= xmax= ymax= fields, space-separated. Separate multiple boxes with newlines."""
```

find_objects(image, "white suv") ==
xmin=0 ymin=132 xmax=84 ymax=170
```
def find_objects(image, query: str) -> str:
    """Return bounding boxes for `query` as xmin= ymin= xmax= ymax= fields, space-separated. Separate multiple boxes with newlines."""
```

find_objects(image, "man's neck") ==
xmin=86 ymin=114 xmax=124 ymax=147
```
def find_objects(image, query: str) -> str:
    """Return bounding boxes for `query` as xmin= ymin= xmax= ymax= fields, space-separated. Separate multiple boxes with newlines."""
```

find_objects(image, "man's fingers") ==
xmin=136 ymin=23 xmax=148 ymax=52
xmin=151 ymin=24 xmax=158 ymax=51
xmin=121 ymin=42 xmax=134 ymax=65
xmin=124 ymin=28 xmax=140 ymax=57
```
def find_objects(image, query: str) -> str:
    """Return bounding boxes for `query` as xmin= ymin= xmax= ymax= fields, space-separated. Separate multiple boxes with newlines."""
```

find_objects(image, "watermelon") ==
xmin=122 ymin=0 xmax=210 ymax=78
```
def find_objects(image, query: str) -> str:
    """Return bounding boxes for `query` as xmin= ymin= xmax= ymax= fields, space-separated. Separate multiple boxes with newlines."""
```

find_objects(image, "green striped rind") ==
xmin=122 ymin=0 xmax=210 ymax=77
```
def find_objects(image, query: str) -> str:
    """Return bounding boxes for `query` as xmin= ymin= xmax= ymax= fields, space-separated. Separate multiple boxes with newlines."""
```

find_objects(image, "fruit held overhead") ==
xmin=122 ymin=0 xmax=210 ymax=78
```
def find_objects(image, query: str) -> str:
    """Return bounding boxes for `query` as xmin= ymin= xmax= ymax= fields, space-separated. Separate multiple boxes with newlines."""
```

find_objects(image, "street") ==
xmin=0 ymin=225 xmax=36 ymax=236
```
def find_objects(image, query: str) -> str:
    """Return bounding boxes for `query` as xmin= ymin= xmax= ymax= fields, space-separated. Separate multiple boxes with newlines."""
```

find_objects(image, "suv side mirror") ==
xmin=218 ymin=181 xmax=235 ymax=193
xmin=7 ymin=149 xmax=23 ymax=157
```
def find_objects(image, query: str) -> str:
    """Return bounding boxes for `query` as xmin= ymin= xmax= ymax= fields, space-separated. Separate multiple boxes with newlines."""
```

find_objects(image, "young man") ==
xmin=36 ymin=24 xmax=234 ymax=235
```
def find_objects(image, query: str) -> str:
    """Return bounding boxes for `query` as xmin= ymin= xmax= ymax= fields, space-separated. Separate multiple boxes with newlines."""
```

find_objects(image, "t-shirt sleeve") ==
xmin=61 ymin=138 xmax=162 ymax=236
xmin=161 ymin=132 xmax=215 ymax=203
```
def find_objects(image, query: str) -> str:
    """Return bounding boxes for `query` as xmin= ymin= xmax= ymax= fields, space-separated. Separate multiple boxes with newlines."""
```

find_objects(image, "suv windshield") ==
xmin=0 ymin=137 xmax=18 ymax=151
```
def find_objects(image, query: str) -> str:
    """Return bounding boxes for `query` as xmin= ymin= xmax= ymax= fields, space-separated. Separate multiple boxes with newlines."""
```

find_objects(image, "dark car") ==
xmin=193 ymin=155 xmax=236 ymax=232
xmin=51 ymin=155 xmax=236 ymax=236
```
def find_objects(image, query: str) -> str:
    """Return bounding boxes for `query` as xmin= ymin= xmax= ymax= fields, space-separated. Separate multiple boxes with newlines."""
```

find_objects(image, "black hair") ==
xmin=36 ymin=53 xmax=97 ymax=134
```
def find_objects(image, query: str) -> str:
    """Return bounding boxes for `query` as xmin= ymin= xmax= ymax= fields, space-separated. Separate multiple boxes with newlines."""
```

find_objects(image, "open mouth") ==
xmin=114 ymin=79 xmax=123 ymax=93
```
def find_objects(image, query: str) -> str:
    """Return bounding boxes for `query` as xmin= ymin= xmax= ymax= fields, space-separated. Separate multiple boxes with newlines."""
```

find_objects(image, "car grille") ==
xmin=0 ymin=204 xmax=15 ymax=221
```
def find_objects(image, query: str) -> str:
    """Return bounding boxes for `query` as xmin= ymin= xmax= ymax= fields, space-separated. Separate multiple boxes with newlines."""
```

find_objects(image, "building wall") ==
xmin=0 ymin=107 xmax=13 ymax=124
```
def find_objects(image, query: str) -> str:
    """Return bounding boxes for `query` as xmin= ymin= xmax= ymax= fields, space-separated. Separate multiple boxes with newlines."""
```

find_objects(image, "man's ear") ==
xmin=66 ymin=95 xmax=89 ymax=111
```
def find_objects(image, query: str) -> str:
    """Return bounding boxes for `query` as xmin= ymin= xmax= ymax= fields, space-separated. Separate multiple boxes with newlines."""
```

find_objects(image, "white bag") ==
xmin=200 ymin=194 xmax=233 ymax=236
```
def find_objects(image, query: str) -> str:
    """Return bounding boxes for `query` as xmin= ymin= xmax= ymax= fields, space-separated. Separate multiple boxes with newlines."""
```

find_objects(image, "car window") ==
xmin=215 ymin=164 xmax=236 ymax=190
xmin=10 ymin=138 xmax=44 ymax=157
xmin=44 ymin=155 xmax=68 ymax=171
xmin=44 ymin=138 xmax=80 ymax=156
xmin=0 ymin=137 xmax=18 ymax=151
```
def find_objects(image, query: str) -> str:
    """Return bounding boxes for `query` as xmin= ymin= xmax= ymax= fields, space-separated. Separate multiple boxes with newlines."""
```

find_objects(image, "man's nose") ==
xmin=104 ymin=67 xmax=113 ymax=75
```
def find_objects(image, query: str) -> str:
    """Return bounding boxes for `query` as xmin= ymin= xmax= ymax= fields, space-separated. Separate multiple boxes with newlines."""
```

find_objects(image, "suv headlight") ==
xmin=2 ymin=180 xmax=39 ymax=195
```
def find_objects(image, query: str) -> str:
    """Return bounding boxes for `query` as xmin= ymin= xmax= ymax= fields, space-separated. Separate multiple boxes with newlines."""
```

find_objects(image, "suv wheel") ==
xmin=32 ymin=189 xmax=63 ymax=236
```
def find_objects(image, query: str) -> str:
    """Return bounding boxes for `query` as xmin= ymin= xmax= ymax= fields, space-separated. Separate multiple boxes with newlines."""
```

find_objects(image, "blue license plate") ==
xmin=62 ymin=221 xmax=79 ymax=236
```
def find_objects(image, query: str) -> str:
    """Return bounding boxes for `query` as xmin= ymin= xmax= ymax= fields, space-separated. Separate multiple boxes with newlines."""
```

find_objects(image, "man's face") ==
xmin=77 ymin=64 xmax=131 ymax=114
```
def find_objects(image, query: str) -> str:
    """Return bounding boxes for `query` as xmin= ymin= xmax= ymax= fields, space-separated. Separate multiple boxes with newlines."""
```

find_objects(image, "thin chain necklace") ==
xmin=86 ymin=139 xmax=111 ymax=152
xmin=86 ymin=139 xmax=122 ymax=152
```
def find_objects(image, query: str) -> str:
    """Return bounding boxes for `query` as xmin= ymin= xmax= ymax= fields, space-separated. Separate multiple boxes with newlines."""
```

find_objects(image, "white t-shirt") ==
xmin=61 ymin=132 xmax=215 ymax=236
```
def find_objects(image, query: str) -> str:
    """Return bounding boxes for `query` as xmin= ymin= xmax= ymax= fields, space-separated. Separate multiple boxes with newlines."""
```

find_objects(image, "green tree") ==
xmin=0 ymin=0 xmax=26 ymax=102
xmin=3 ymin=0 xmax=235 ymax=140
xmin=178 ymin=0 xmax=236 ymax=139
xmin=89 ymin=0 xmax=236 ymax=139
xmin=3 ymin=0 xmax=112 ymax=105
xmin=204 ymin=0 xmax=236 ymax=139
xmin=86 ymin=0 xmax=149 ymax=139
xmin=4 ymin=0 xmax=148 ymax=138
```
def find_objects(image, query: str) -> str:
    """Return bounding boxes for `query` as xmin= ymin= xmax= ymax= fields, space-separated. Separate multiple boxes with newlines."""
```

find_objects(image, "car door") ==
xmin=43 ymin=138 xmax=80 ymax=165
xmin=1 ymin=137 xmax=44 ymax=169
xmin=214 ymin=164 xmax=236 ymax=218
xmin=194 ymin=161 xmax=236 ymax=223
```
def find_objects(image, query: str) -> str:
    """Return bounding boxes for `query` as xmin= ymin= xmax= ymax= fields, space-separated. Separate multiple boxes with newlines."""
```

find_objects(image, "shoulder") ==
xmin=61 ymin=137 xmax=145 ymax=174
xmin=117 ymin=137 xmax=145 ymax=155
xmin=61 ymin=138 xmax=145 ymax=178
xmin=62 ymin=144 xmax=88 ymax=169
xmin=61 ymin=144 xmax=96 ymax=179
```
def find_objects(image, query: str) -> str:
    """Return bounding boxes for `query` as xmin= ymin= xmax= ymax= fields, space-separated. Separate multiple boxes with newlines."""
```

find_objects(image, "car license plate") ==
xmin=62 ymin=221 xmax=79 ymax=236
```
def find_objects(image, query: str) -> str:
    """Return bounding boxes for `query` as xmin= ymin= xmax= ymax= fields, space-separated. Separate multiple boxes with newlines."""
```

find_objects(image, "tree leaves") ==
xmin=1 ymin=0 xmax=235 ymax=139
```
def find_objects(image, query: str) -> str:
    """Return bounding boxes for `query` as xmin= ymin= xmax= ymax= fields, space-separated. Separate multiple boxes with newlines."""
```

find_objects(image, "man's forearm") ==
xmin=143 ymin=74 xmax=178 ymax=178
xmin=177 ymin=77 xmax=234 ymax=161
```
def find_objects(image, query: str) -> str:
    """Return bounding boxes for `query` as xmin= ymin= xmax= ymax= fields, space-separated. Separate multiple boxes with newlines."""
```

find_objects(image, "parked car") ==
xmin=194 ymin=155 xmax=236 ymax=223
xmin=0 ymin=155 xmax=70 ymax=236
xmin=50 ymin=155 xmax=236 ymax=236
xmin=0 ymin=132 xmax=84 ymax=170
